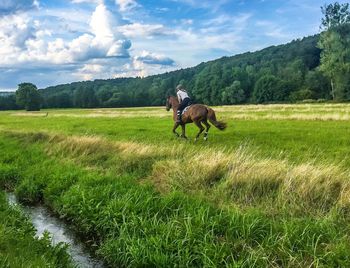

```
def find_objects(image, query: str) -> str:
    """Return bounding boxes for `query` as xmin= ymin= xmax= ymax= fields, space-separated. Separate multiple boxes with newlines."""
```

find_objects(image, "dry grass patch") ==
xmin=282 ymin=163 xmax=350 ymax=211
xmin=10 ymin=112 xmax=48 ymax=117
xmin=223 ymin=113 xmax=350 ymax=121
xmin=51 ymin=112 xmax=169 ymax=118
xmin=151 ymin=145 xmax=350 ymax=215
xmin=152 ymin=150 xmax=232 ymax=193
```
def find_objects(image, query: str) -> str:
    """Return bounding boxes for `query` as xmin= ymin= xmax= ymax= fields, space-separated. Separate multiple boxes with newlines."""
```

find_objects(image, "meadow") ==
xmin=1 ymin=103 xmax=350 ymax=267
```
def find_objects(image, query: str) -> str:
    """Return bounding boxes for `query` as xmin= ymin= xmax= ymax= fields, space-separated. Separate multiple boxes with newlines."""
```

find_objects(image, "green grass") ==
xmin=0 ymin=191 xmax=73 ymax=267
xmin=1 ymin=103 xmax=350 ymax=267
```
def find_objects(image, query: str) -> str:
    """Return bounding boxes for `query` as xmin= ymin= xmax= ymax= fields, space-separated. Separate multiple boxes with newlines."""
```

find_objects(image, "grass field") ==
xmin=1 ymin=103 xmax=350 ymax=267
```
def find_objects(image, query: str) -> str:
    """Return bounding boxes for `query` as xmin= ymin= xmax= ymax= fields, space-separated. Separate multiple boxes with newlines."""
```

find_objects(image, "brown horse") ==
xmin=166 ymin=96 xmax=227 ymax=140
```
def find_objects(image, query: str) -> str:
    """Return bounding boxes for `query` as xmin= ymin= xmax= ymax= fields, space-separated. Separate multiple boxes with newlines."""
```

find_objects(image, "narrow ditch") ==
xmin=6 ymin=192 xmax=104 ymax=268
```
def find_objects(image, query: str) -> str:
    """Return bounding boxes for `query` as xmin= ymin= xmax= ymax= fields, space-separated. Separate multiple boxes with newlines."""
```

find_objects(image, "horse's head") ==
xmin=166 ymin=96 xmax=171 ymax=111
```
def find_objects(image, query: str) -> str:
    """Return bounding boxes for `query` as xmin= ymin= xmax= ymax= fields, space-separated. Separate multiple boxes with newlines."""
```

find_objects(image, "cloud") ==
xmin=0 ymin=3 xmax=131 ymax=67
xmin=74 ymin=51 xmax=176 ymax=81
xmin=74 ymin=57 xmax=136 ymax=80
xmin=118 ymin=23 xmax=172 ymax=38
xmin=255 ymin=20 xmax=291 ymax=39
xmin=115 ymin=0 xmax=139 ymax=12
xmin=71 ymin=0 xmax=101 ymax=3
xmin=0 ymin=0 xmax=38 ymax=15
xmin=89 ymin=3 xmax=131 ymax=58
xmin=0 ymin=1 xmax=146 ymax=89
xmin=0 ymin=13 xmax=35 ymax=49
xmin=135 ymin=51 xmax=175 ymax=66
xmin=75 ymin=63 xmax=105 ymax=80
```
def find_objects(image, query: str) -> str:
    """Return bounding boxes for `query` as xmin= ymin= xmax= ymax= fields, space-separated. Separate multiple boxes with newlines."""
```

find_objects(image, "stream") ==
xmin=6 ymin=192 xmax=104 ymax=268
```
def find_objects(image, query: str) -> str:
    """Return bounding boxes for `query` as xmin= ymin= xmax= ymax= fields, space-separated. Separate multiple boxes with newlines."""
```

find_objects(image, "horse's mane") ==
xmin=168 ymin=95 xmax=179 ymax=103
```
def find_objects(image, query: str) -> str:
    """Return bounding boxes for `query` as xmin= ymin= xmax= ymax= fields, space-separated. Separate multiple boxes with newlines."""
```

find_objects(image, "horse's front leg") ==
xmin=180 ymin=124 xmax=187 ymax=139
xmin=173 ymin=122 xmax=180 ymax=137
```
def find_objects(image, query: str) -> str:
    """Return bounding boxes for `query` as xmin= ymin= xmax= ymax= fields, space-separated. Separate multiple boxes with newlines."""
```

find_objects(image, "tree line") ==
xmin=1 ymin=2 xmax=349 ymax=111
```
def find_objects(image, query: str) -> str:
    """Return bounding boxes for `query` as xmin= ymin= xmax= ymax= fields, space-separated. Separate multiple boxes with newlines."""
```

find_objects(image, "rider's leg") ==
xmin=176 ymin=110 xmax=181 ymax=123
xmin=176 ymin=98 xmax=190 ymax=123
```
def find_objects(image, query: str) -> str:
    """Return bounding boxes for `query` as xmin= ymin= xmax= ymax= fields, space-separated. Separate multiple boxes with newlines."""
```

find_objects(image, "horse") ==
xmin=166 ymin=96 xmax=227 ymax=141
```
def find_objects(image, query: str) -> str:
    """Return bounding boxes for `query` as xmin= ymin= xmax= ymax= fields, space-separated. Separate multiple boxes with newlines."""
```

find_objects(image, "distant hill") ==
xmin=0 ymin=91 xmax=15 ymax=97
xmin=39 ymin=34 xmax=331 ymax=108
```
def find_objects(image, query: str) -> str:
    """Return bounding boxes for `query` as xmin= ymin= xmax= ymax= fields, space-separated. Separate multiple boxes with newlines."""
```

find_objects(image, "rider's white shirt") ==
xmin=177 ymin=90 xmax=189 ymax=102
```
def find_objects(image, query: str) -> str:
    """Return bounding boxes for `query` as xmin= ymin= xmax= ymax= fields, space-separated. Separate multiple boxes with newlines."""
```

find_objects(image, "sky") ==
xmin=0 ymin=0 xmax=347 ymax=90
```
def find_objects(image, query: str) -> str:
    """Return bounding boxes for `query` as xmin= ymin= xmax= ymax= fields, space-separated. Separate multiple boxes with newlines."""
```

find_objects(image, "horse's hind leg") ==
xmin=202 ymin=120 xmax=211 ymax=141
xmin=194 ymin=120 xmax=205 ymax=141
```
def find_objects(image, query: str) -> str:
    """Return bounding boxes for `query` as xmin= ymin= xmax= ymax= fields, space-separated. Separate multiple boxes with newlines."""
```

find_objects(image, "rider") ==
xmin=176 ymin=84 xmax=191 ymax=123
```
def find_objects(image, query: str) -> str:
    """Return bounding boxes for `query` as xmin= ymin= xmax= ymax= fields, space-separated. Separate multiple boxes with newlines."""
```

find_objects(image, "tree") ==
xmin=304 ymin=70 xmax=331 ymax=99
xmin=252 ymin=75 xmax=284 ymax=103
xmin=74 ymin=87 xmax=98 ymax=108
xmin=221 ymin=81 xmax=245 ymax=104
xmin=318 ymin=2 xmax=350 ymax=100
xmin=96 ymin=85 xmax=113 ymax=104
xmin=149 ymin=78 xmax=163 ymax=105
xmin=320 ymin=2 xmax=350 ymax=30
xmin=289 ymin=89 xmax=315 ymax=102
xmin=104 ymin=91 xmax=129 ymax=107
xmin=0 ymin=95 xmax=18 ymax=110
xmin=193 ymin=66 xmax=212 ymax=104
xmin=16 ymin=83 xmax=41 ymax=111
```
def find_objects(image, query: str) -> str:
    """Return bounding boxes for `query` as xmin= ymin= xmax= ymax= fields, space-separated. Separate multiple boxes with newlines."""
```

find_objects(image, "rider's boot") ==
xmin=176 ymin=111 xmax=182 ymax=123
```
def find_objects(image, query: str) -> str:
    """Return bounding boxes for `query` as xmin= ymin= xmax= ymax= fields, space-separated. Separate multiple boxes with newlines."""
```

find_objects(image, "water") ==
xmin=6 ymin=193 xmax=104 ymax=268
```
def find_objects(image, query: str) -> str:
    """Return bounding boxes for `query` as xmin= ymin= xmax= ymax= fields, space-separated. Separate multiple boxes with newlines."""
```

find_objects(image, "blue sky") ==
xmin=0 ymin=0 xmax=347 ymax=90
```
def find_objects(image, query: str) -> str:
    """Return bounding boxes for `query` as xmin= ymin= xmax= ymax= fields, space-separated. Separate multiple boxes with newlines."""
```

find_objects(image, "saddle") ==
xmin=181 ymin=105 xmax=191 ymax=115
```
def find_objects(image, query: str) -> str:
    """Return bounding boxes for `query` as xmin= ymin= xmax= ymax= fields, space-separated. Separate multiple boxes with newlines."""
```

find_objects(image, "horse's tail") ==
xmin=207 ymin=107 xmax=227 ymax=130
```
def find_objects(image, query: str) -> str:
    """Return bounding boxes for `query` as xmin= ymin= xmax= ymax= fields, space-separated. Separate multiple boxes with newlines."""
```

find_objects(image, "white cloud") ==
xmin=71 ymin=0 xmax=101 ymax=4
xmin=118 ymin=23 xmax=171 ymax=38
xmin=115 ymin=0 xmax=139 ymax=12
xmin=75 ymin=63 xmax=105 ymax=80
xmin=0 ymin=13 xmax=35 ymax=48
xmin=90 ymin=4 xmax=116 ymax=39
xmin=0 ymin=3 xmax=131 ymax=67
xmin=181 ymin=19 xmax=193 ymax=25
xmin=88 ymin=3 xmax=131 ymax=57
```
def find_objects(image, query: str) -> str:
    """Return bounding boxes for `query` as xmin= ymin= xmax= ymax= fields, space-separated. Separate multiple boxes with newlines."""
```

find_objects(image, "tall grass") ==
xmin=152 ymin=144 xmax=350 ymax=216
xmin=11 ymin=130 xmax=349 ymax=216
xmin=1 ymin=131 xmax=350 ymax=266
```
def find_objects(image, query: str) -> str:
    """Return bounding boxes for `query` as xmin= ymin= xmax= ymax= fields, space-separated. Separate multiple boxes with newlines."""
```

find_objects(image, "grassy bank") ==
xmin=0 ymin=131 xmax=350 ymax=267
xmin=0 ymin=190 xmax=73 ymax=267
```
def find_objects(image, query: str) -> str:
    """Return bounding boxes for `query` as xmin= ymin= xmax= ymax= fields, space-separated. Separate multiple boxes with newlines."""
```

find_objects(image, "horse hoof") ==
xmin=194 ymin=138 xmax=198 ymax=142
xmin=204 ymin=137 xmax=208 ymax=141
